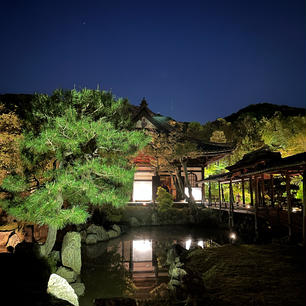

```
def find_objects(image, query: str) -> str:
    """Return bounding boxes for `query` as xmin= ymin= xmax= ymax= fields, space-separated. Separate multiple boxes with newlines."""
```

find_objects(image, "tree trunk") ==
xmin=41 ymin=192 xmax=63 ymax=257
xmin=181 ymin=160 xmax=199 ymax=222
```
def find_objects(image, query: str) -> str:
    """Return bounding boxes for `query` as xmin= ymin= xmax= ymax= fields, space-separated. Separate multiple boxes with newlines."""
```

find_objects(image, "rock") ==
xmin=6 ymin=233 xmax=22 ymax=248
xmin=71 ymin=282 xmax=85 ymax=296
xmin=107 ymin=230 xmax=119 ymax=239
xmin=0 ymin=231 xmax=12 ymax=246
xmin=85 ymin=233 xmax=98 ymax=245
xmin=56 ymin=266 xmax=78 ymax=283
xmin=47 ymin=273 xmax=79 ymax=306
xmin=87 ymin=224 xmax=109 ymax=241
xmin=129 ymin=217 xmax=140 ymax=227
xmin=112 ymin=224 xmax=121 ymax=234
xmin=49 ymin=250 xmax=61 ymax=263
xmin=33 ymin=225 xmax=48 ymax=243
xmin=80 ymin=230 xmax=87 ymax=243
xmin=94 ymin=298 xmax=136 ymax=306
xmin=61 ymin=232 xmax=81 ymax=274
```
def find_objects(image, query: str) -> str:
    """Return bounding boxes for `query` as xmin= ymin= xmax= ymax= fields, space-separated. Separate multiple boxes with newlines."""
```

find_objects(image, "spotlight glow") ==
xmin=229 ymin=232 xmax=236 ymax=240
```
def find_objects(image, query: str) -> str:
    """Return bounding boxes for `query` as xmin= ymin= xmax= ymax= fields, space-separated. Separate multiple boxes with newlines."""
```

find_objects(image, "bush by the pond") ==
xmin=122 ymin=206 xmax=223 ymax=227
xmin=156 ymin=187 xmax=173 ymax=212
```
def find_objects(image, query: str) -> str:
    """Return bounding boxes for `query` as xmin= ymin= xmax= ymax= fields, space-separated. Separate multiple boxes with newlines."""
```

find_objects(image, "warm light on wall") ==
xmin=133 ymin=181 xmax=152 ymax=201
xmin=184 ymin=187 xmax=202 ymax=201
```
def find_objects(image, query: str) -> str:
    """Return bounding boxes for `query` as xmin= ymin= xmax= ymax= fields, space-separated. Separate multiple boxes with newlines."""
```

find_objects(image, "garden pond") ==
xmin=79 ymin=225 xmax=229 ymax=306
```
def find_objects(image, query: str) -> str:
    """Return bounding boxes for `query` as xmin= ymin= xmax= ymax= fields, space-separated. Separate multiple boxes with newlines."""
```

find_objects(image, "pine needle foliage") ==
xmin=0 ymin=89 xmax=150 ymax=229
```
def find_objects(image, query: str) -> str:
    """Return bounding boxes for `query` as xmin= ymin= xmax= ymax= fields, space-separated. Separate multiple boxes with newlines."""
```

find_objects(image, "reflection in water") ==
xmin=132 ymin=240 xmax=152 ymax=261
xmin=80 ymin=226 xmax=224 ymax=306
xmin=185 ymin=239 xmax=191 ymax=250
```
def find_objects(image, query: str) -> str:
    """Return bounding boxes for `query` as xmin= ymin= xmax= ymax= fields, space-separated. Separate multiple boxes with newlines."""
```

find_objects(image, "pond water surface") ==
xmin=79 ymin=225 xmax=228 ymax=306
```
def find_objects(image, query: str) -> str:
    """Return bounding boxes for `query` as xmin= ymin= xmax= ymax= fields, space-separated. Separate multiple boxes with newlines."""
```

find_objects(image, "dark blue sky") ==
xmin=0 ymin=0 xmax=305 ymax=123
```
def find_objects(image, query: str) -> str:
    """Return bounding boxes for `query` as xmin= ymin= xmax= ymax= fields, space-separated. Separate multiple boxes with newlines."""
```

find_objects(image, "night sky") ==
xmin=0 ymin=0 xmax=305 ymax=123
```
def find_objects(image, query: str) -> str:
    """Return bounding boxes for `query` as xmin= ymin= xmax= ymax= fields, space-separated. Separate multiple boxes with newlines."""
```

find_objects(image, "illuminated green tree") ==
xmin=260 ymin=114 xmax=306 ymax=157
xmin=0 ymin=90 xmax=149 ymax=255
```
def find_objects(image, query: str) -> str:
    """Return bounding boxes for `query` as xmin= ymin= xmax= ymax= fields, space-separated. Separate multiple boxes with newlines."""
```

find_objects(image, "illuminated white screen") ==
xmin=184 ymin=187 xmax=202 ymax=201
xmin=133 ymin=181 xmax=152 ymax=201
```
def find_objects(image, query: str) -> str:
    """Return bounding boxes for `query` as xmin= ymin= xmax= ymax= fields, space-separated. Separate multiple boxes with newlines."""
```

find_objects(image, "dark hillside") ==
xmin=0 ymin=93 xmax=34 ymax=119
xmin=224 ymin=103 xmax=305 ymax=122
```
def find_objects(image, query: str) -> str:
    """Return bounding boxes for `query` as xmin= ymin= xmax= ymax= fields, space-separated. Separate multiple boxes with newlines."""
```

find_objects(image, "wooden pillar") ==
xmin=129 ymin=240 xmax=133 ymax=273
xmin=202 ymin=167 xmax=206 ymax=203
xmin=208 ymin=182 xmax=212 ymax=206
xmin=303 ymin=171 xmax=306 ymax=245
xmin=229 ymin=178 xmax=234 ymax=229
xmin=285 ymin=172 xmax=292 ymax=240
xmin=218 ymin=181 xmax=222 ymax=210
xmin=221 ymin=184 xmax=225 ymax=208
xmin=254 ymin=176 xmax=259 ymax=241
xmin=201 ymin=167 xmax=205 ymax=205
xmin=242 ymin=178 xmax=245 ymax=207
xmin=270 ymin=174 xmax=274 ymax=208
xmin=249 ymin=176 xmax=254 ymax=206
xmin=261 ymin=174 xmax=265 ymax=207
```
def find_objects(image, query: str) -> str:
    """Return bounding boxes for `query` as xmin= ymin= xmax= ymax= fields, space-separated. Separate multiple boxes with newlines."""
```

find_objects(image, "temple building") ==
xmin=129 ymin=99 xmax=234 ymax=204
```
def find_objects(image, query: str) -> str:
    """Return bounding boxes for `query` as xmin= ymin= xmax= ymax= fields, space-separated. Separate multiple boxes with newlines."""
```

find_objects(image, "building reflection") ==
xmin=107 ymin=238 xmax=217 ymax=296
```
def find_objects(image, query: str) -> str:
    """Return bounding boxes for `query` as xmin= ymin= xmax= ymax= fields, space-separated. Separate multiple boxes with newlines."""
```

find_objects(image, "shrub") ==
xmin=156 ymin=187 xmax=173 ymax=212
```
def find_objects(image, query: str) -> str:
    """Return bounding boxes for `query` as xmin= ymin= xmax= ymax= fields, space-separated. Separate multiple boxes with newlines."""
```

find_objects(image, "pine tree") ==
xmin=0 ymin=90 xmax=150 ymax=255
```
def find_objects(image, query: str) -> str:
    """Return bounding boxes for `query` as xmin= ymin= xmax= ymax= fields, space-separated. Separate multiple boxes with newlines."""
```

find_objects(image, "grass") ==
xmin=184 ymin=244 xmax=305 ymax=306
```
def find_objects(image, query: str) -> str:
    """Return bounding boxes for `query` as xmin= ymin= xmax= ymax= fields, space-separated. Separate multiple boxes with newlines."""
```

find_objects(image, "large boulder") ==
xmin=71 ymin=282 xmax=85 ymax=296
xmin=61 ymin=232 xmax=81 ymax=274
xmin=87 ymin=224 xmax=109 ymax=242
xmin=56 ymin=266 xmax=78 ymax=283
xmin=85 ymin=233 xmax=98 ymax=245
xmin=47 ymin=273 xmax=79 ymax=306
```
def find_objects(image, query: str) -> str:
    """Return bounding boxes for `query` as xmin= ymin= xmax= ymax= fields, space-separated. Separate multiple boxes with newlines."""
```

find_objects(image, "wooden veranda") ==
xmin=199 ymin=149 xmax=306 ymax=244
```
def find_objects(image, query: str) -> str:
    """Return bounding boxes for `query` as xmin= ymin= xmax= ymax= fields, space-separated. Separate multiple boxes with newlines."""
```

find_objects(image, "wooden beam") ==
xmin=285 ymin=172 xmax=292 ymax=240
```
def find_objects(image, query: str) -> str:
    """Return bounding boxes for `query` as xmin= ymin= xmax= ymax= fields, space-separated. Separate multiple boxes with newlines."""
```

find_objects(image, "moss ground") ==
xmin=184 ymin=244 xmax=305 ymax=306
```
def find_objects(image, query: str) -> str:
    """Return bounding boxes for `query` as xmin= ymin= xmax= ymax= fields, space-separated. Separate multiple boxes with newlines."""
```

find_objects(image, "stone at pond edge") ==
xmin=94 ymin=298 xmax=136 ymax=306
xmin=56 ymin=266 xmax=78 ymax=283
xmin=80 ymin=230 xmax=87 ymax=243
xmin=70 ymin=282 xmax=85 ymax=296
xmin=129 ymin=216 xmax=140 ymax=227
xmin=47 ymin=273 xmax=79 ymax=306
xmin=85 ymin=233 xmax=98 ymax=244
xmin=50 ymin=250 xmax=61 ymax=263
xmin=107 ymin=229 xmax=119 ymax=239
xmin=61 ymin=232 xmax=81 ymax=274
xmin=87 ymin=224 xmax=109 ymax=242
xmin=111 ymin=224 xmax=121 ymax=234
